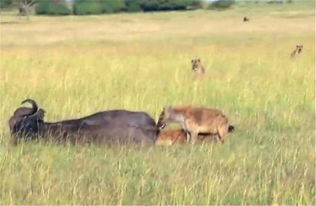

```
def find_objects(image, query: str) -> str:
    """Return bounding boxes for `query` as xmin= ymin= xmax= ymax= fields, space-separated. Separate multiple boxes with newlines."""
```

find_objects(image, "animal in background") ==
xmin=191 ymin=58 xmax=205 ymax=75
xmin=290 ymin=45 xmax=303 ymax=58
xmin=243 ymin=17 xmax=250 ymax=22
xmin=157 ymin=106 xmax=234 ymax=144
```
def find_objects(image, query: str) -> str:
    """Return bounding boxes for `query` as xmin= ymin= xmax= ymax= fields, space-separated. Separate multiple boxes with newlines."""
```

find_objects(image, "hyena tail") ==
xmin=228 ymin=125 xmax=235 ymax=133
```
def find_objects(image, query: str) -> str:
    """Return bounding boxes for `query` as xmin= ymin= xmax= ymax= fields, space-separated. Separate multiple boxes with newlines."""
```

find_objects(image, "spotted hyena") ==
xmin=291 ymin=45 xmax=303 ymax=58
xmin=191 ymin=59 xmax=205 ymax=75
xmin=157 ymin=106 xmax=234 ymax=144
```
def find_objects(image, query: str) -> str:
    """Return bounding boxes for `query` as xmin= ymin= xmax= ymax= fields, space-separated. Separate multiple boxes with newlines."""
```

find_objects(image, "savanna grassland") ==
xmin=0 ymin=1 xmax=315 ymax=204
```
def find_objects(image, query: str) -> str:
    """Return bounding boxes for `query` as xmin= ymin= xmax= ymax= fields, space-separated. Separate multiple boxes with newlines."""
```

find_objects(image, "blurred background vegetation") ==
xmin=0 ymin=0 xmax=301 ymax=16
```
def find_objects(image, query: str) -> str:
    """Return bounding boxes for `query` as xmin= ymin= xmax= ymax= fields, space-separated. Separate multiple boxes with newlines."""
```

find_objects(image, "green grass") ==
xmin=0 ymin=2 xmax=315 ymax=205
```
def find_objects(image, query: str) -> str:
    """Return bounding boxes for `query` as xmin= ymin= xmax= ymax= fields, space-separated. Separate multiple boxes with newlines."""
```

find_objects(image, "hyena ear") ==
xmin=191 ymin=59 xmax=194 ymax=63
xmin=197 ymin=58 xmax=201 ymax=62
xmin=162 ymin=106 xmax=168 ymax=111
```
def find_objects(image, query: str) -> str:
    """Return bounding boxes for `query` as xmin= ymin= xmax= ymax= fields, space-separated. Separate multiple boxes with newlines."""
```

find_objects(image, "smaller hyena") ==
xmin=156 ymin=129 xmax=213 ymax=146
xmin=290 ymin=45 xmax=303 ymax=58
xmin=191 ymin=59 xmax=205 ymax=75
xmin=243 ymin=17 xmax=250 ymax=22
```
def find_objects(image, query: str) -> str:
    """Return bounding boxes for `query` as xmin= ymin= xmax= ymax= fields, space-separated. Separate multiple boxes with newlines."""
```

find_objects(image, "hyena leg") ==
xmin=186 ymin=131 xmax=191 ymax=143
xmin=183 ymin=121 xmax=191 ymax=143
xmin=218 ymin=134 xmax=224 ymax=144
xmin=217 ymin=126 xmax=228 ymax=144
xmin=190 ymin=131 xmax=199 ymax=145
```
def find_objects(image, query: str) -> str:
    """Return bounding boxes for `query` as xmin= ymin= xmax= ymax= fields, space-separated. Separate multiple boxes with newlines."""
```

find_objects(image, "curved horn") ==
xmin=21 ymin=99 xmax=38 ymax=115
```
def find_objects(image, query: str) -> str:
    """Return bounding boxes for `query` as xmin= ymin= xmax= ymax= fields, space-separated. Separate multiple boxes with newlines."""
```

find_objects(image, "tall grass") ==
xmin=0 ymin=3 xmax=315 ymax=204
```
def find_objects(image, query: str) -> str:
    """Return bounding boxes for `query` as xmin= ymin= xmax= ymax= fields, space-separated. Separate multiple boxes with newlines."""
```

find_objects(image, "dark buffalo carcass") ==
xmin=9 ymin=99 xmax=158 ymax=145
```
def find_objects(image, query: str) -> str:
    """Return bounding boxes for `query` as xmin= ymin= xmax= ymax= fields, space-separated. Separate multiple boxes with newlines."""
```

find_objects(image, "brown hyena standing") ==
xmin=290 ymin=45 xmax=303 ymax=58
xmin=191 ymin=59 xmax=205 ymax=75
xmin=157 ymin=106 xmax=234 ymax=144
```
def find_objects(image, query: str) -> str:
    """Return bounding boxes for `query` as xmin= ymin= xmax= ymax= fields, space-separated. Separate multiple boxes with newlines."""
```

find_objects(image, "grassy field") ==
xmin=0 ymin=1 xmax=315 ymax=204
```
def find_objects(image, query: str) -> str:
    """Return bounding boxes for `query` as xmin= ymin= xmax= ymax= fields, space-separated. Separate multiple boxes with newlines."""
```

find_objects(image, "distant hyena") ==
xmin=191 ymin=59 xmax=205 ymax=75
xmin=290 ymin=45 xmax=303 ymax=58
xmin=157 ymin=106 xmax=234 ymax=144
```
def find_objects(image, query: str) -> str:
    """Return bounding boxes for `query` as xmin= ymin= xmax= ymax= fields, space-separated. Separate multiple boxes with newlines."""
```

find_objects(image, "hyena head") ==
xmin=157 ymin=107 xmax=174 ymax=130
xmin=297 ymin=45 xmax=303 ymax=54
xmin=191 ymin=59 xmax=203 ymax=72
xmin=157 ymin=107 xmax=167 ymax=130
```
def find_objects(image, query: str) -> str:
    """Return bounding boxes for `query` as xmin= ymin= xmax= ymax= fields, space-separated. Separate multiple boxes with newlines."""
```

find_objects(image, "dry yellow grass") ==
xmin=0 ymin=2 xmax=315 ymax=204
